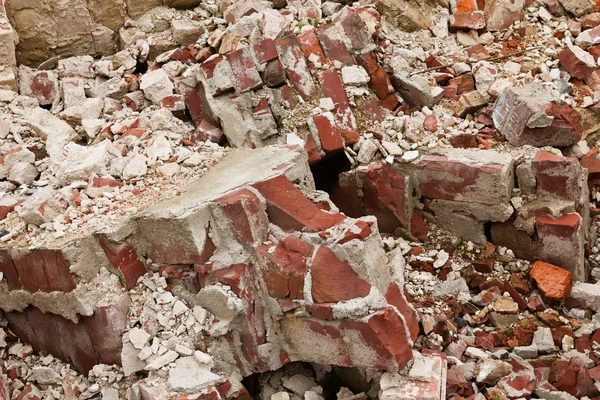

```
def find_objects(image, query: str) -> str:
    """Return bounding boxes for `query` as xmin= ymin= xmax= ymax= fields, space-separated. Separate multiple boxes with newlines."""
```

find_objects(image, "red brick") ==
xmin=410 ymin=210 xmax=430 ymax=241
xmin=385 ymin=282 xmax=419 ymax=342
xmin=5 ymin=311 xmax=39 ymax=352
xmin=275 ymin=35 xmax=316 ymax=101
xmin=336 ymin=220 xmax=373 ymax=244
xmin=312 ymin=113 xmax=344 ymax=153
xmin=257 ymin=236 xmax=312 ymax=300
xmin=465 ymin=44 xmax=490 ymax=58
xmin=503 ymin=280 xmax=527 ymax=310
xmin=199 ymin=264 xmax=267 ymax=374
xmin=535 ymin=213 xmax=585 ymax=281
xmin=27 ymin=71 xmax=59 ymax=106
xmin=448 ymin=74 xmax=475 ymax=95
xmin=554 ymin=356 xmax=598 ymax=397
xmin=306 ymin=303 xmax=335 ymax=320
xmin=558 ymin=46 xmax=597 ymax=81
xmin=580 ymin=147 xmax=600 ymax=174
xmin=252 ymin=38 xmax=279 ymax=64
xmin=305 ymin=134 xmax=322 ymax=164
xmin=417 ymin=153 xmax=511 ymax=205
xmin=529 ymin=261 xmax=572 ymax=302
xmin=26 ymin=307 xmax=68 ymax=364
xmin=316 ymin=24 xmax=355 ymax=66
xmin=318 ymin=69 xmax=357 ymax=130
xmin=362 ymin=98 xmax=383 ymax=123
xmin=340 ymin=12 xmax=372 ymax=52
xmin=227 ymin=47 xmax=263 ymax=92
xmin=262 ymin=59 xmax=287 ymax=87
xmin=83 ymin=294 xmax=130 ymax=366
xmin=0 ymin=198 xmax=20 ymax=221
xmin=296 ymin=30 xmax=327 ymax=65
xmin=215 ymin=188 xmax=268 ymax=247
xmin=533 ymin=150 xmax=581 ymax=203
xmin=0 ymin=250 xmax=21 ymax=290
xmin=490 ymin=220 xmax=538 ymax=261
xmin=311 ymin=246 xmax=371 ymax=303
xmin=192 ymin=120 xmax=223 ymax=144
xmin=449 ymin=11 xmax=486 ymax=30
xmin=362 ymin=163 xmax=411 ymax=231
xmin=97 ymin=235 xmax=147 ymax=289
xmin=54 ymin=315 xmax=100 ymax=374
xmin=364 ymin=307 xmax=413 ymax=369
xmin=252 ymin=175 xmax=345 ymax=232
xmin=424 ymin=115 xmax=438 ymax=132
xmin=176 ymin=80 xmax=219 ymax=129
xmin=11 ymin=249 xmax=76 ymax=293
xmin=356 ymin=52 xmax=396 ymax=103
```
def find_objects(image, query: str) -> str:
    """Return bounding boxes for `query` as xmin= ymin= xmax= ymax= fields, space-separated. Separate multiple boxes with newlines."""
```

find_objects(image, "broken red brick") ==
xmin=252 ymin=175 xmax=345 ymax=232
xmin=529 ymin=261 xmax=573 ymax=302
xmin=311 ymin=246 xmax=371 ymax=303
xmin=312 ymin=113 xmax=344 ymax=153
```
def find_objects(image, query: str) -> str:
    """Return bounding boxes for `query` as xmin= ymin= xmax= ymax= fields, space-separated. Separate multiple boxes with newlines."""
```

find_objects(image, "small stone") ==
xmin=129 ymin=328 xmax=151 ymax=350
xmin=168 ymin=357 xmax=220 ymax=391
xmin=465 ymin=347 xmax=489 ymax=359
xmin=433 ymin=250 xmax=449 ymax=268
xmin=532 ymin=327 xmax=556 ymax=354
xmin=401 ymin=150 xmax=419 ymax=162
xmin=123 ymin=155 xmax=148 ymax=180
xmin=341 ymin=66 xmax=370 ymax=86
xmin=493 ymin=297 xmax=518 ymax=313
xmin=408 ymin=355 xmax=435 ymax=382
xmin=513 ymin=345 xmax=538 ymax=358
xmin=146 ymin=350 xmax=179 ymax=370
xmin=140 ymin=69 xmax=174 ymax=103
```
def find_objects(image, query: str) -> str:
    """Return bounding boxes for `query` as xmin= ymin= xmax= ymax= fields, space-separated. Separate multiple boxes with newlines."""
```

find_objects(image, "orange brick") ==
xmin=529 ymin=261 xmax=572 ymax=302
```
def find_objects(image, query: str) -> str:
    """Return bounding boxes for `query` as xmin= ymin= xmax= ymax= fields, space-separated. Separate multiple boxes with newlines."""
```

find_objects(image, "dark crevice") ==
xmin=484 ymin=221 xmax=493 ymax=243
xmin=135 ymin=60 xmax=148 ymax=74
xmin=310 ymin=151 xmax=352 ymax=194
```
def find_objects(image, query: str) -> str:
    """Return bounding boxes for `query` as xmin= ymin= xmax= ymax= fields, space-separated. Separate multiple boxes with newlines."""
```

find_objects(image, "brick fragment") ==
xmin=415 ymin=149 xmax=514 ymax=206
xmin=275 ymin=35 xmax=316 ymax=101
xmin=311 ymin=245 xmax=371 ymax=303
xmin=317 ymin=69 xmax=357 ymax=130
xmin=529 ymin=261 xmax=572 ymax=302
xmin=449 ymin=11 xmax=486 ymax=30
xmin=311 ymin=113 xmax=344 ymax=153
xmin=215 ymin=188 xmax=268 ymax=246
xmin=252 ymin=175 xmax=345 ymax=232
xmin=493 ymin=83 xmax=582 ymax=147
xmin=315 ymin=24 xmax=355 ymax=66
xmin=227 ymin=47 xmax=263 ymax=92
xmin=296 ymin=30 xmax=327 ymax=65
xmin=536 ymin=213 xmax=586 ymax=282
xmin=558 ymin=45 xmax=598 ymax=80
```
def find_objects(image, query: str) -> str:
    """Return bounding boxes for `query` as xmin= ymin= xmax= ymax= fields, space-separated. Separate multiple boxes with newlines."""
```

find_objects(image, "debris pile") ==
xmin=1 ymin=0 xmax=600 ymax=399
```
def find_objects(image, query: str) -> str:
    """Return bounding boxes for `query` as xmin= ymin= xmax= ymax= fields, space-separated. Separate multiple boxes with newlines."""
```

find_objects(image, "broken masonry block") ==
xmin=536 ymin=213 xmax=586 ymax=282
xmin=275 ymin=35 xmax=317 ymax=101
xmin=493 ymin=83 xmax=582 ymax=147
xmin=484 ymin=0 xmax=524 ymax=31
xmin=415 ymin=149 xmax=514 ymax=206
xmin=331 ymin=163 xmax=413 ymax=234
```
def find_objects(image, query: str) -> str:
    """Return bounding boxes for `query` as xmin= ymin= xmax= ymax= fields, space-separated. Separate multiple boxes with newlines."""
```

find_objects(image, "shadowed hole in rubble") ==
xmin=242 ymin=362 xmax=371 ymax=400
xmin=310 ymin=152 xmax=352 ymax=194
xmin=135 ymin=60 xmax=149 ymax=74
xmin=484 ymin=221 xmax=493 ymax=243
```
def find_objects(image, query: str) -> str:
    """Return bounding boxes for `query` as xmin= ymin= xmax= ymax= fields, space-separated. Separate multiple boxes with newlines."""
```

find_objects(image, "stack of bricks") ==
xmin=0 ymin=145 xmax=422 ymax=384
xmin=331 ymin=147 xmax=590 ymax=283
xmin=172 ymin=8 xmax=399 ymax=161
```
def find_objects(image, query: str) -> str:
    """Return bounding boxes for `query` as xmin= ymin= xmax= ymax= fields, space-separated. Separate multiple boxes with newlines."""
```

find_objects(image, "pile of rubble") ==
xmin=3 ymin=0 xmax=600 ymax=398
